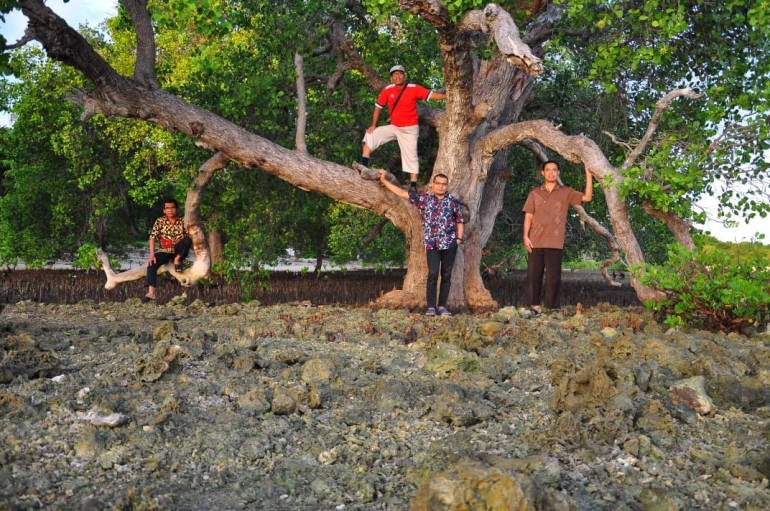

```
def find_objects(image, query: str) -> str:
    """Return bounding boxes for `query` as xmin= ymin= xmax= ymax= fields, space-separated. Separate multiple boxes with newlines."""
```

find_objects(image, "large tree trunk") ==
xmin=207 ymin=224 xmax=224 ymax=265
xmin=17 ymin=0 xmax=682 ymax=310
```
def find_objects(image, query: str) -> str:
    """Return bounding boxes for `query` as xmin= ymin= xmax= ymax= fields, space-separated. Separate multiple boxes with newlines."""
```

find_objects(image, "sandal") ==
xmin=438 ymin=307 xmax=452 ymax=316
xmin=174 ymin=262 xmax=184 ymax=273
xmin=425 ymin=308 xmax=436 ymax=316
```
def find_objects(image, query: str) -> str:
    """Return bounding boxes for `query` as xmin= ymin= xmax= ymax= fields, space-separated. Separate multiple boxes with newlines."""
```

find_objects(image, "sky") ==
xmin=0 ymin=0 xmax=115 ymax=42
xmin=1 ymin=1 xmax=767 ymax=245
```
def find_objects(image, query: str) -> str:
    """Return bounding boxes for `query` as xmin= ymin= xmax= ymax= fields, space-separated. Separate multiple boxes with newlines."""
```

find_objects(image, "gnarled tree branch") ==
xmin=479 ymin=119 xmax=660 ymax=301
xmin=521 ymin=139 xmax=623 ymax=287
xmin=643 ymin=202 xmax=696 ymax=249
xmin=621 ymin=87 xmax=703 ymax=170
xmin=454 ymin=4 xmax=543 ymax=76
xmin=121 ymin=0 xmax=158 ymax=88
xmin=99 ymin=152 xmax=229 ymax=289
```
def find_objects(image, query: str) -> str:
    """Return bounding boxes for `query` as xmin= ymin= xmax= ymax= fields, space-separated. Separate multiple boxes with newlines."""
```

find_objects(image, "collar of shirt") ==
xmin=539 ymin=183 xmax=564 ymax=193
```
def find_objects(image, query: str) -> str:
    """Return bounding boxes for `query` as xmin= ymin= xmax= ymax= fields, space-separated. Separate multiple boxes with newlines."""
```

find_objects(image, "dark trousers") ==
xmin=525 ymin=248 xmax=564 ymax=309
xmin=146 ymin=237 xmax=192 ymax=287
xmin=426 ymin=245 xmax=458 ymax=309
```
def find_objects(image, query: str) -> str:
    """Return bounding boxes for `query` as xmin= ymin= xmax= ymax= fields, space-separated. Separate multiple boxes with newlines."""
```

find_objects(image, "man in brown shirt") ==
xmin=522 ymin=160 xmax=593 ymax=315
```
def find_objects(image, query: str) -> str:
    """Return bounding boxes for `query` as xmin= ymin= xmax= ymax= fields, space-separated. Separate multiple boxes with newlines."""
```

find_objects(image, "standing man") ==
xmin=362 ymin=65 xmax=446 ymax=194
xmin=522 ymin=160 xmax=593 ymax=315
xmin=378 ymin=170 xmax=464 ymax=316
xmin=142 ymin=198 xmax=192 ymax=303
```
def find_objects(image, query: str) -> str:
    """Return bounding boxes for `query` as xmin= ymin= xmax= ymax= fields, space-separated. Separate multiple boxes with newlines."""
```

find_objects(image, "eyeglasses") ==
xmin=433 ymin=181 xmax=448 ymax=186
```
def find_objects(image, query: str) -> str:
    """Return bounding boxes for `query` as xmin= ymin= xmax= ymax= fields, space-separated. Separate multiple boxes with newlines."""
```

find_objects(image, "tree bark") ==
xmin=18 ymin=0 xmax=677 ymax=309
xmin=207 ymin=225 xmax=224 ymax=265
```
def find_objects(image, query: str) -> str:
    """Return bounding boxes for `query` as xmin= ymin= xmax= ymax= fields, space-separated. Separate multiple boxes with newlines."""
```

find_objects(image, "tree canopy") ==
xmin=1 ymin=0 xmax=768 ymax=309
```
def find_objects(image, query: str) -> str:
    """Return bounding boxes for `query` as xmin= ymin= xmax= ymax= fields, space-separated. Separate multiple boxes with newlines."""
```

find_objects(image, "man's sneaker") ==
xmin=409 ymin=182 xmax=418 ymax=194
xmin=425 ymin=307 xmax=436 ymax=316
xmin=529 ymin=308 xmax=542 ymax=317
xmin=438 ymin=307 xmax=452 ymax=316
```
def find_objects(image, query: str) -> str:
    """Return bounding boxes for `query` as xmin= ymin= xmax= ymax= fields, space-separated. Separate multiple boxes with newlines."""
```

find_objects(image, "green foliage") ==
xmin=556 ymin=0 xmax=770 ymax=231
xmin=562 ymin=259 xmax=600 ymax=271
xmin=694 ymin=234 xmax=770 ymax=262
xmin=71 ymin=243 xmax=121 ymax=271
xmin=0 ymin=39 xmax=175 ymax=266
xmin=634 ymin=244 xmax=770 ymax=333
xmin=326 ymin=203 xmax=405 ymax=267
xmin=212 ymin=260 xmax=271 ymax=303
xmin=482 ymin=241 xmax=527 ymax=274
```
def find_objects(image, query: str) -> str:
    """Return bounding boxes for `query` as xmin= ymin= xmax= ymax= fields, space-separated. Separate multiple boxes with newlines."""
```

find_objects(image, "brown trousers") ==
xmin=525 ymin=248 xmax=564 ymax=309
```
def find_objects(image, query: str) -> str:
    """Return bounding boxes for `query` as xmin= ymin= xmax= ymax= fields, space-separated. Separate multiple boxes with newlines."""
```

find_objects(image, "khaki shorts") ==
xmin=363 ymin=124 xmax=420 ymax=175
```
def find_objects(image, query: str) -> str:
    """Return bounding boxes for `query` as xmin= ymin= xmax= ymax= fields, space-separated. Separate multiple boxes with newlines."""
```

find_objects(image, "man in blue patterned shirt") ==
xmin=378 ymin=170 xmax=464 ymax=316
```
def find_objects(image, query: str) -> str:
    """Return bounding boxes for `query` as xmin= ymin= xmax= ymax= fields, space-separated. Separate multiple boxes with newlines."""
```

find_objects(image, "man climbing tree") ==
xmin=361 ymin=64 xmax=446 ymax=193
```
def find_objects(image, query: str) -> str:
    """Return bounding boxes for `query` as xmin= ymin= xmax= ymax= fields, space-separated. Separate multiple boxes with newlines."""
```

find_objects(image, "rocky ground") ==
xmin=1 ymin=297 xmax=770 ymax=510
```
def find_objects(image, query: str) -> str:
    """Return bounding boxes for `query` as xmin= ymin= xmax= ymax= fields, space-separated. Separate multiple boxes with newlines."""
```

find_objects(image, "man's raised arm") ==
xmin=378 ymin=170 xmax=409 ymax=199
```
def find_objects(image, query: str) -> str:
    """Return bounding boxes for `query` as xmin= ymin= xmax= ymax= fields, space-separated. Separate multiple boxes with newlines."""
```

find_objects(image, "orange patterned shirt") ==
xmin=149 ymin=217 xmax=188 ymax=254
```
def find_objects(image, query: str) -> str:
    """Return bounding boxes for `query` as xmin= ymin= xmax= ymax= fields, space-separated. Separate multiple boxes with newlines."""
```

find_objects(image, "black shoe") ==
xmin=529 ymin=308 xmax=541 ymax=317
xmin=409 ymin=182 xmax=418 ymax=194
xmin=141 ymin=296 xmax=155 ymax=304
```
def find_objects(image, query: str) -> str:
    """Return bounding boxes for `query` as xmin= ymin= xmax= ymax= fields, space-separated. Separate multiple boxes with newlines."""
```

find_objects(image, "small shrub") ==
xmin=213 ymin=260 xmax=271 ymax=302
xmin=633 ymin=244 xmax=770 ymax=333
xmin=72 ymin=243 xmax=121 ymax=271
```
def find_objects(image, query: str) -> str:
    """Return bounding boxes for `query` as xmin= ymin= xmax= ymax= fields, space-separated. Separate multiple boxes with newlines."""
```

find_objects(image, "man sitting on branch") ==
xmin=142 ymin=198 xmax=192 ymax=303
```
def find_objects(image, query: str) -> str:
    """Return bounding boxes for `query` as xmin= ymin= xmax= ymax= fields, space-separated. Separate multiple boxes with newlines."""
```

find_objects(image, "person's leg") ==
xmin=173 ymin=237 xmax=193 ymax=266
xmin=395 ymin=125 xmax=420 ymax=186
xmin=145 ymin=252 xmax=173 ymax=299
xmin=362 ymin=126 xmax=397 ymax=165
xmin=543 ymin=248 xmax=564 ymax=309
xmin=525 ymin=248 xmax=546 ymax=312
xmin=437 ymin=245 xmax=458 ymax=310
xmin=426 ymin=249 xmax=441 ymax=311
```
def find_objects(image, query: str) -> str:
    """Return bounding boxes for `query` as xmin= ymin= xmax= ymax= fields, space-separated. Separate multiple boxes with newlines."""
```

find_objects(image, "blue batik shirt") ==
xmin=409 ymin=192 xmax=464 ymax=250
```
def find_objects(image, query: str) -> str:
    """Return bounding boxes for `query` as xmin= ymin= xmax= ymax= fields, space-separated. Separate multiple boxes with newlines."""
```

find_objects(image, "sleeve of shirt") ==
xmin=375 ymin=87 xmax=390 ymax=110
xmin=453 ymin=199 xmax=464 ymax=223
xmin=415 ymin=85 xmax=431 ymax=101
xmin=149 ymin=218 xmax=162 ymax=239
xmin=522 ymin=191 xmax=535 ymax=213
xmin=568 ymin=187 xmax=584 ymax=205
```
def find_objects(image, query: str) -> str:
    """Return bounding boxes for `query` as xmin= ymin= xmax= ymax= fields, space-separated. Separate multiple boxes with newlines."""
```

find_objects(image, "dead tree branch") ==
xmin=121 ymin=0 xmax=158 ymax=88
xmin=294 ymin=52 xmax=308 ymax=154
xmin=621 ymin=88 xmax=703 ymax=170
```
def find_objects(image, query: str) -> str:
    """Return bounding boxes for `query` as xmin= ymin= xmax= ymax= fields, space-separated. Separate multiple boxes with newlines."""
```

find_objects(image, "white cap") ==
xmin=389 ymin=65 xmax=406 ymax=74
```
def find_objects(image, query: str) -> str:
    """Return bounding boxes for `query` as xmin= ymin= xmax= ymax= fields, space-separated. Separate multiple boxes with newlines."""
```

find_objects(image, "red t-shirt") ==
xmin=375 ymin=83 xmax=433 ymax=127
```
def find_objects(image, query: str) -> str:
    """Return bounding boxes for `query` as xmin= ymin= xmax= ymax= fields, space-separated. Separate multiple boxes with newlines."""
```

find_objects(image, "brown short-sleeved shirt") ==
xmin=522 ymin=184 xmax=584 ymax=249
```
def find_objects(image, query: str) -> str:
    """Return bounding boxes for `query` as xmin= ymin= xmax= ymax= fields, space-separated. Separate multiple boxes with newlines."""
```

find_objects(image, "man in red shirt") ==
xmin=361 ymin=65 xmax=446 ymax=193
xmin=522 ymin=161 xmax=593 ymax=315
